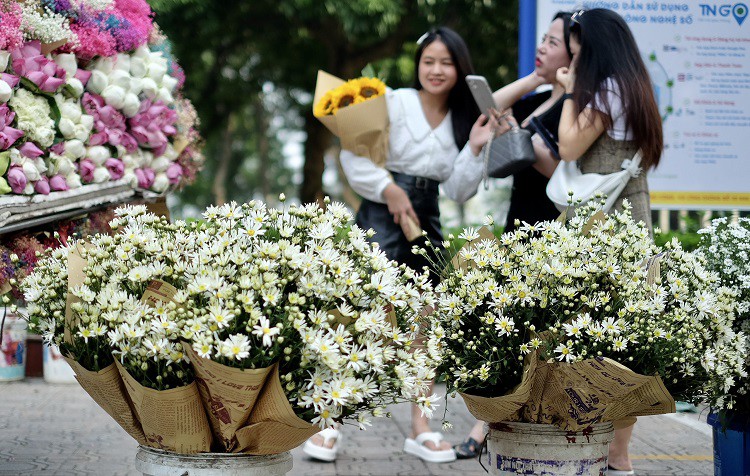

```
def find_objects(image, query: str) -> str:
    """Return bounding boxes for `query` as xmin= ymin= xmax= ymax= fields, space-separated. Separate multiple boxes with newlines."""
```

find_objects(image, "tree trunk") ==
xmin=212 ymin=115 xmax=235 ymax=206
xmin=300 ymin=109 xmax=330 ymax=205
xmin=254 ymin=95 xmax=271 ymax=201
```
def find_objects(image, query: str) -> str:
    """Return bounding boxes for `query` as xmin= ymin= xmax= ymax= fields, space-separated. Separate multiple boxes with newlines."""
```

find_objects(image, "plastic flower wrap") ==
xmin=430 ymin=203 xmax=737 ymax=429
xmin=697 ymin=217 xmax=750 ymax=416
xmin=23 ymin=199 xmax=440 ymax=454
xmin=0 ymin=0 xmax=203 ymax=199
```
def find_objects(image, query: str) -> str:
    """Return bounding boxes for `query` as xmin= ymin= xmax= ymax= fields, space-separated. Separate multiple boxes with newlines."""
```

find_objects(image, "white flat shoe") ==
xmin=404 ymin=431 xmax=456 ymax=463
xmin=302 ymin=428 xmax=341 ymax=462
xmin=607 ymin=465 xmax=635 ymax=476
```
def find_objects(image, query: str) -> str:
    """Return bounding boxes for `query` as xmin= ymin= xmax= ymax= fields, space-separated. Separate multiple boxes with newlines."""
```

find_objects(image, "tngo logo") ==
xmin=699 ymin=3 xmax=748 ymax=25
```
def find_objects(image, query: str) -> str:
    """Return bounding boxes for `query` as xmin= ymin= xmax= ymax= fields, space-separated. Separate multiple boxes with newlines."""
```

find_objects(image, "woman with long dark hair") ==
xmin=556 ymin=8 xmax=662 ymax=231
xmin=452 ymin=11 xmax=575 ymax=459
xmin=555 ymin=9 xmax=663 ymax=475
xmin=302 ymin=26 xmax=503 ymax=464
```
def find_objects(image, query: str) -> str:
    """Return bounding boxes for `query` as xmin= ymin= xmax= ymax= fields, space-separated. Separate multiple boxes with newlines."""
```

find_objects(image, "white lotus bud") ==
xmin=54 ymin=54 xmax=78 ymax=77
xmin=87 ymin=70 xmax=109 ymax=94
xmin=121 ymin=93 xmax=140 ymax=118
xmin=147 ymin=60 xmax=168 ymax=82
xmin=157 ymin=88 xmax=174 ymax=104
xmin=93 ymin=166 xmax=110 ymax=183
xmin=22 ymin=161 xmax=41 ymax=181
xmin=109 ymin=70 xmax=131 ymax=89
xmin=151 ymin=173 xmax=170 ymax=193
xmin=65 ymin=77 xmax=84 ymax=98
xmin=93 ymin=56 xmax=115 ymax=74
xmin=122 ymin=171 xmax=138 ymax=187
xmin=101 ymin=85 xmax=126 ymax=109
xmin=161 ymin=75 xmax=178 ymax=92
xmin=58 ymin=118 xmax=76 ymax=138
xmin=66 ymin=172 xmax=82 ymax=189
xmin=60 ymin=102 xmax=82 ymax=122
xmin=87 ymin=146 xmax=110 ymax=166
xmin=0 ymin=51 xmax=9 ymax=72
xmin=150 ymin=156 xmax=170 ymax=173
xmin=65 ymin=139 xmax=86 ymax=159
xmin=0 ymin=80 xmax=12 ymax=103
xmin=139 ymin=78 xmax=156 ymax=99
xmin=128 ymin=77 xmax=143 ymax=95
xmin=114 ymin=53 xmax=131 ymax=72
xmin=129 ymin=57 xmax=147 ymax=78
xmin=133 ymin=45 xmax=150 ymax=59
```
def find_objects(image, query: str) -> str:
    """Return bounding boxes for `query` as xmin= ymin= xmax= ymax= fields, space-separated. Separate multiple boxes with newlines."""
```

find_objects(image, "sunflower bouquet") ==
xmin=312 ymin=70 xmax=389 ymax=166
xmin=429 ymin=203 xmax=737 ymax=430
xmin=24 ymin=198 xmax=439 ymax=454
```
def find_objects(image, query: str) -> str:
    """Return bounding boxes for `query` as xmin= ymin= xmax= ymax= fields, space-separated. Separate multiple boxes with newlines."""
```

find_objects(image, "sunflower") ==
xmin=353 ymin=77 xmax=386 ymax=100
xmin=330 ymin=83 xmax=360 ymax=114
xmin=314 ymin=90 xmax=336 ymax=117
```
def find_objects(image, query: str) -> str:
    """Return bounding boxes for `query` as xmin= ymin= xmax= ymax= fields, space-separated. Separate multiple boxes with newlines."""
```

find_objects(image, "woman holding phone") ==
xmin=452 ymin=10 xmax=574 ymax=460
xmin=303 ymin=27 xmax=504 ymax=464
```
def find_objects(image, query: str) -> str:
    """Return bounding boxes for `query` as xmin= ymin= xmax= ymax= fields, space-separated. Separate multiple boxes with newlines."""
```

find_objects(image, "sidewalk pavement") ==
xmin=0 ymin=378 xmax=714 ymax=476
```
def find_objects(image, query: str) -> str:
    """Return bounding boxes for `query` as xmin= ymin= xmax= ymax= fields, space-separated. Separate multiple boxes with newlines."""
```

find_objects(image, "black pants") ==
xmin=356 ymin=172 xmax=444 ymax=285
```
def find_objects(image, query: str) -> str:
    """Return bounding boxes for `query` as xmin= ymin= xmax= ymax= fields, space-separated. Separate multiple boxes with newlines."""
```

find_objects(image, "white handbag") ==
xmin=546 ymin=151 xmax=642 ymax=212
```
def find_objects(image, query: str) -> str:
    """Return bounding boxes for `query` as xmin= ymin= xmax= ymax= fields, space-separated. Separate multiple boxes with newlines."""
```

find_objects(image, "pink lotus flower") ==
xmin=166 ymin=163 xmax=183 ymax=185
xmin=0 ymin=104 xmax=23 ymax=150
xmin=79 ymin=158 xmax=95 ymax=183
xmin=10 ymin=41 xmax=66 ymax=93
xmin=19 ymin=142 xmax=44 ymax=158
xmin=82 ymin=92 xmax=138 ymax=152
xmin=105 ymin=158 xmax=124 ymax=180
xmin=7 ymin=165 xmax=26 ymax=194
xmin=49 ymin=174 xmax=68 ymax=191
xmin=128 ymin=99 xmax=177 ymax=157
xmin=34 ymin=176 xmax=50 ymax=195
xmin=50 ymin=142 xmax=66 ymax=155
xmin=0 ymin=73 xmax=19 ymax=88
xmin=134 ymin=167 xmax=155 ymax=189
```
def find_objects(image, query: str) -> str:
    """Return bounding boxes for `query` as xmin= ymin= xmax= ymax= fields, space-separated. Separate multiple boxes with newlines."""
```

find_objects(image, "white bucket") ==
xmin=0 ymin=313 xmax=27 ymax=381
xmin=135 ymin=446 xmax=293 ymax=476
xmin=486 ymin=421 xmax=614 ymax=476
xmin=43 ymin=342 xmax=77 ymax=383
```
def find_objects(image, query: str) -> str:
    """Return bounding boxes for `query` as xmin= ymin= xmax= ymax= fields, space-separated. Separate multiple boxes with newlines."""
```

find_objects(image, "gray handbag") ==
xmin=483 ymin=124 xmax=536 ymax=179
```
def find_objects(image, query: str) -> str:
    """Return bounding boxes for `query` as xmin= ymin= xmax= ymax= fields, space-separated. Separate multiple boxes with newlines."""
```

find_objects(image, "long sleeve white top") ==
xmin=339 ymin=88 xmax=483 ymax=204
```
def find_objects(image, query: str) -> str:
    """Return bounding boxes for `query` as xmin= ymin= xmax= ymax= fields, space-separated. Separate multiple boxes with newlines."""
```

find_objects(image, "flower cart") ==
xmin=430 ymin=204 xmax=738 ymax=475
xmin=0 ymin=0 xmax=204 ymax=385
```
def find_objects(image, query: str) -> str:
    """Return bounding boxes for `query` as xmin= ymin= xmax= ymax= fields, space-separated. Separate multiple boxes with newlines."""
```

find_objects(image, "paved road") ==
xmin=0 ymin=379 xmax=714 ymax=475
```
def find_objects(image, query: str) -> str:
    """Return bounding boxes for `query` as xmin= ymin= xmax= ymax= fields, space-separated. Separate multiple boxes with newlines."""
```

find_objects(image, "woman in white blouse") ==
xmin=302 ymin=27 xmax=502 ymax=464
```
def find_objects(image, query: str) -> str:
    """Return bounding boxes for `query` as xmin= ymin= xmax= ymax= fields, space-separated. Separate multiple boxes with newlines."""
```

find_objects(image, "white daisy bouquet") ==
xmin=431 ymin=203 xmax=736 ymax=429
xmin=23 ymin=198 xmax=439 ymax=454
xmin=697 ymin=217 xmax=750 ymax=417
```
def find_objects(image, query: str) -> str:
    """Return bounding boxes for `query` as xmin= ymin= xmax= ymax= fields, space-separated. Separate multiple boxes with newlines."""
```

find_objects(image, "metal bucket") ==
xmin=135 ymin=446 xmax=293 ymax=476
xmin=486 ymin=421 xmax=614 ymax=475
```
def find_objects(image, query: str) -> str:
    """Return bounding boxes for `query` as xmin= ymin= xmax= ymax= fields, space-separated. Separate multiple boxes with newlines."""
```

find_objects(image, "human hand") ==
xmin=382 ymin=183 xmax=420 ymax=228
xmin=556 ymin=66 xmax=575 ymax=93
xmin=526 ymin=71 xmax=548 ymax=88
xmin=469 ymin=112 xmax=512 ymax=156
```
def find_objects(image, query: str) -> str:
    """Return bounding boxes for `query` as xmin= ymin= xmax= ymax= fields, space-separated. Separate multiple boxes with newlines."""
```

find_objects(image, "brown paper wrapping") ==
xmin=115 ymin=360 xmax=212 ymax=453
xmin=182 ymin=345 xmax=272 ymax=452
xmin=449 ymin=226 xmax=498 ymax=273
xmin=461 ymin=356 xmax=674 ymax=430
xmin=400 ymin=215 xmax=423 ymax=242
xmin=234 ymin=363 xmax=319 ymax=455
xmin=63 ymin=357 xmax=147 ymax=444
xmin=460 ymin=352 xmax=541 ymax=424
xmin=313 ymin=70 xmax=389 ymax=167
xmin=63 ymin=244 xmax=88 ymax=344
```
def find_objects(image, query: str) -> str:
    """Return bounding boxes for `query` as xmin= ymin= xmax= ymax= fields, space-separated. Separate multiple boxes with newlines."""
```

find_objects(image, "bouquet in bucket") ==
xmin=0 ymin=0 xmax=203 ymax=198
xmin=696 ymin=217 xmax=749 ymax=420
xmin=24 ymin=198 xmax=440 ymax=454
xmin=429 ymin=203 xmax=737 ymax=430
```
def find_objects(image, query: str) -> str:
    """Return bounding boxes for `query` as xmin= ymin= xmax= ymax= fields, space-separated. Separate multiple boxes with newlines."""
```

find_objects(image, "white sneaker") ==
xmin=302 ymin=428 xmax=341 ymax=462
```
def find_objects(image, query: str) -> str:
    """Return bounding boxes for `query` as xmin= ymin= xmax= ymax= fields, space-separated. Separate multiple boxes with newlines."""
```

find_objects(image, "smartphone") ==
xmin=465 ymin=75 xmax=497 ymax=116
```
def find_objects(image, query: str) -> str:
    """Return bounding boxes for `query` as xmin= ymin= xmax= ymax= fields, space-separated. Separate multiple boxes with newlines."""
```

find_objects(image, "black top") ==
xmin=504 ymin=91 xmax=564 ymax=232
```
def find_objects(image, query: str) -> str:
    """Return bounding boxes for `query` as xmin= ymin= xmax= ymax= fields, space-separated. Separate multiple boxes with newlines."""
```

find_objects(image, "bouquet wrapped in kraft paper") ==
xmin=313 ymin=70 xmax=389 ymax=167
xmin=24 ymin=200 xmax=440 ymax=454
xmin=431 ymin=203 xmax=737 ymax=430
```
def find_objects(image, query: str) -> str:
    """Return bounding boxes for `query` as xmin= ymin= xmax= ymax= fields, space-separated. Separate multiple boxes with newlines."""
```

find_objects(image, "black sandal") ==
xmin=453 ymin=437 xmax=483 ymax=459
